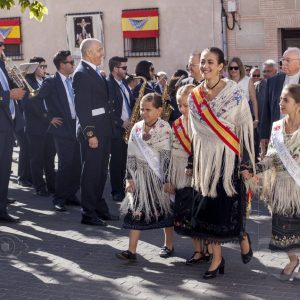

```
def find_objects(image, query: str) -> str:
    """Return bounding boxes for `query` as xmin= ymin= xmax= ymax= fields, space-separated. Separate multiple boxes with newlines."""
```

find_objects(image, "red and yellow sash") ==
xmin=191 ymin=86 xmax=240 ymax=156
xmin=172 ymin=117 xmax=191 ymax=155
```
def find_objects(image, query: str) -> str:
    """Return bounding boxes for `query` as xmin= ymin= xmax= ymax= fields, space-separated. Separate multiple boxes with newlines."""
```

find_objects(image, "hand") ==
xmin=122 ymin=120 xmax=131 ymax=130
xmin=163 ymin=183 xmax=175 ymax=194
xmin=185 ymin=168 xmax=193 ymax=177
xmin=88 ymin=136 xmax=98 ymax=149
xmin=50 ymin=117 xmax=63 ymax=128
xmin=241 ymin=169 xmax=252 ymax=180
xmin=10 ymin=88 xmax=26 ymax=100
xmin=253 ymin=120 xmax=259 ymax=129
xmin=125 ymin=179 xmax=135 ymax=193
xmin=260 ymin=139 xmax=269 ymax=159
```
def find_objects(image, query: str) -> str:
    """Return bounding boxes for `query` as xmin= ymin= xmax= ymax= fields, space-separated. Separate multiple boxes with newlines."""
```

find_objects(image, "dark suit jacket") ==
xmin=260 ymin=72 xmax=300 ymax=139
xmin=73 ymin=61 xmax=113 ymax=139
xmin=38 ymin=72 xmax=76 ymax=140
xmin=132 ymin=80 xmax=161 ymax=99
xmin=0 ymin=60 xmax=24 ymax=133
xmin=23 ymin=75 xmax=52 ymax=136
xmin=107 ymin=74 xmax=135 ymax=138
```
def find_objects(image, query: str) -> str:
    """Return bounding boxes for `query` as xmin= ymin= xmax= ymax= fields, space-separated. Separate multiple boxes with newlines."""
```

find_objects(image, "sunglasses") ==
xmin=39 ymin=64 xmax=48 ymax=69
xmin=63 ymin=60 xmax=75 ymax=65
xmin=0 ymin=42 xmax=4 ymax=47
xmin=252 ymin=74 xmax=260 ymax=78
xmin=117 ymin=66 xmax=128 ymax=71
xmin=229 ymin=66 xmax=239 ymax=71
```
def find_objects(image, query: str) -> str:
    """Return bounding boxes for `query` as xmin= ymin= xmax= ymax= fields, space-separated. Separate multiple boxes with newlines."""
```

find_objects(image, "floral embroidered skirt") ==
xmin=269 ymin=214 xmax=300 ymax=251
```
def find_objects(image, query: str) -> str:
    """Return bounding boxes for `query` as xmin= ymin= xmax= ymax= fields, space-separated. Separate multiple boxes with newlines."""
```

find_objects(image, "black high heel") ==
xmin=280 ymin=258 xmax=299 ymax=281
xmin=185 ymin=251 xmax=207 ymax=265
xmin=203 ymin=257 xmax=225 ymax=279
xmin=241 ymin=232 xmax=253 ymax=264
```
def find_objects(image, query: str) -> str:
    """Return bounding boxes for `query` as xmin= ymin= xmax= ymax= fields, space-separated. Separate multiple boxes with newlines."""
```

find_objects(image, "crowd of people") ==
xmin=0 ymin=31 xmax=300 ymax=281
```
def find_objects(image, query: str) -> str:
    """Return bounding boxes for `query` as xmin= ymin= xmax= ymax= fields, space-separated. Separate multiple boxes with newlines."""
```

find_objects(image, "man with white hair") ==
xmin=260 ymin=47 xmax=300 ymax=155
xmin=73 ymin=38 xmax=116 ymax=226
xmin=156 ymin=71 xmax=167 ymax=94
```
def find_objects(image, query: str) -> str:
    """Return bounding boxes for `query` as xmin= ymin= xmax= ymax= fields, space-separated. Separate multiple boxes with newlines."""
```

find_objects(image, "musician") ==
xmin=0 ymin=34 xmax=26 ymax=222
xmin=24 ymin=57 xmax=56 ymax=197
xmin=156 ymin=71 xmax=168 ymax=95
xmin=36 ymin=51 xmax=81 ymax=212
xmin=73 ymin=38 xmax=116 ymax=226
xmin=107 ymin=56 xmax=135 ymax=202
xmin=180 ymin=51 xmax=202 ymax=86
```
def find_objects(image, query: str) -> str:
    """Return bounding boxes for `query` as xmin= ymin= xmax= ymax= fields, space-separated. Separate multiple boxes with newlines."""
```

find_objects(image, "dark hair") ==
xmin=173 ymin=69 xmax=188 ymax=78
xmin=284 ymin=84 xmax=300 ymax=104
xmin=135 ymin=60 xmax=153 ymax=81
xmin=228 ymin=57 xmax=246 ymax=79
xmin=141 ymin=93 xmax=162 ymax=108
xmin=29 ymin=56 xmax=45 ymax=64
xmin=202 ymin=47 xmax=225 ymax=65
xmin=168 ymin=70 xmax=189 ymax=98
xmin=108 ymin=56 xmax=128 ymax=72
xmin=53 ymin=50 xmax=71 ymax=70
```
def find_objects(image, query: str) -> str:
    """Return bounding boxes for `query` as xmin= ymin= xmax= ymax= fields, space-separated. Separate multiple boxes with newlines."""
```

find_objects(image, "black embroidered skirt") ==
xmin=191 ymin=176 xmax=246 ymax=243
xmin=269 ymin=214 xmax=300 ymax=252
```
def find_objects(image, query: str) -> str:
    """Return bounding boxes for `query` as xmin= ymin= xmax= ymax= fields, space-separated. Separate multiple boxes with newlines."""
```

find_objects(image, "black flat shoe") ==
xmin=280 ymin=258 xmax=299 ymax=281
xmin=203 ymin=257 xmax=225 ymax=279
xmin=186 ymin=252 xmax=207 ymax=265
xmin=116 ymin=250 xmax=137 ymax=261
xmin=53 ymin=204 xmax=67 ymax=212
xmin=241 ymin=232 xmax=253 ymax=264
xmin=81 ymin=217 xmax=107 ymax=226
xmin=0 ymin=213 xmax=20 ymax=223
xmin=159 ymin=246 xmax=174 ymax=258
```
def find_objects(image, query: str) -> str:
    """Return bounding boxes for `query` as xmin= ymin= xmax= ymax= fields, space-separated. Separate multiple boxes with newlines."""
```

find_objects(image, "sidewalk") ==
xmin=0 ymin=148 xmax=299 ymax=300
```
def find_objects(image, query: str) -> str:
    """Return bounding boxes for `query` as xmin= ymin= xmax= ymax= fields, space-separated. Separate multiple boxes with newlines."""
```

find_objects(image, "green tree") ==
xmin=0 ymin=0 xmax=48 ymax=21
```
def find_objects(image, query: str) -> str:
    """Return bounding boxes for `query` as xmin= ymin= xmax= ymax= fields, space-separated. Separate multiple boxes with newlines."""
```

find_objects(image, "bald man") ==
xmin=73 ymin=38 xmax=117 ymax=226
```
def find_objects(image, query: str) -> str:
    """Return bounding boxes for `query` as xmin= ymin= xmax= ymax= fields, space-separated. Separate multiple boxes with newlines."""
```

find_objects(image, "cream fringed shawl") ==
xmin=258 ymin=119 xmax=300 ymax=216
xmin=188 ymin=79 xmax=255 ymax=198
xmin=168 ymin=116 xmax=192 ymax=189
xmin=120 ymin=118 xmax=172 ymax=222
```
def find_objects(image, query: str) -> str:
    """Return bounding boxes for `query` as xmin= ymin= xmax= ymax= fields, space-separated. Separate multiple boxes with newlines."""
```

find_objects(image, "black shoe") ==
xmin=81 ymin=217 xmax=107 ymax=226
xmin=7 ymin=198 xmax=16 ymax=204
xmin=65 ymin=195 xmax=80 ymax=206
xmin=186 ymin=252 xmax=207 ymax=265
xmin=34 ymin=189 xmax=50 ymax=197
xmin=53 ymin=204 xmax=67 ymax=212
xmin=0 ymin=213 xmax=20 ymax=223
xmin=18 ymin=180 xmax=32 ymax=187
xmin=280 ymin=258 xmax=299 ymax=281
xmin=241 ymin=232 xmax=253 ymax=264
xmin=203 ymin=257 xmax=225 ymax=279
xmin=116 ymin=250 xmax=137 ymax=261
xmin=159 ymin=246 xmax=174 ymax=258
xmin=98 ymin=213 xmax=119 ymax=221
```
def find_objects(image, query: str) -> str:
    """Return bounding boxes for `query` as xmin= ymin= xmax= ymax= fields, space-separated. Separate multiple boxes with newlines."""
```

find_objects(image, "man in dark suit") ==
xmin=37 ymin=51 xmax=81 ymax=212
xmin=73 ymin=38 xmax=117 ymax=226
xmin=0 ymin=35 xmax=26 ymax=222
xmin=260 ymin=47 xmax=300 ymax=156
xmin=180 ymin=51 xmax=202 ymax=86
xmin=24 ymin=57 xmax=56 ymax=197
xmin=107 ymin=56 xmax=135 ymax=202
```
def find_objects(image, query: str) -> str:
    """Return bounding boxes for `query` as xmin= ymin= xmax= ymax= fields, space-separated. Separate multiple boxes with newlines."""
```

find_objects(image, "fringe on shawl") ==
xmin=120 ymin=156 xmax=171 ymax=222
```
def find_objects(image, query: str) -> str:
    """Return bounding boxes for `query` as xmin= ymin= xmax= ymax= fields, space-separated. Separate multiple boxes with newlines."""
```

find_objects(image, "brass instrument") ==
xmin=161 ymin=83 xmax=174 ymax=122
xmin=2 ymin=52 xmax=38 ymax=97
xmin=123 ymin=76 xmax=147 ymax=144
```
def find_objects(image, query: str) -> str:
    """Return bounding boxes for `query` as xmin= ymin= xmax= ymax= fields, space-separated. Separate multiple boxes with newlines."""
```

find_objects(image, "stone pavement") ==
xmin=1 ymin=148 xmax=300 ymax=300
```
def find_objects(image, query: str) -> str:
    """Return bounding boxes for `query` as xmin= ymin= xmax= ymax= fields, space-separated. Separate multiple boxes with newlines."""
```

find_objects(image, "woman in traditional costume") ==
xmin=188 ymin=47 xmax=255 ymax=279
xmin=116 ymin=93 xmax=174 ymax=261
xmin=255 ymin=84 xmax=300 ymax=281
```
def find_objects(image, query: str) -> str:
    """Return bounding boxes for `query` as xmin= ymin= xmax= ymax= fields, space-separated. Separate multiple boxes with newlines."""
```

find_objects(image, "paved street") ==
xmin=1 ymin=148 xmax=300 ymax=300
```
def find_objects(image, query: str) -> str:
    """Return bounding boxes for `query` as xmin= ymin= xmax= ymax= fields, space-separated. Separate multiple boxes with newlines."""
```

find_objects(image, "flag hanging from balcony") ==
xmin=122 ymin=8 xmax=159 ymax=38
xmin=0 ymin=18 xmax=21 ymax=44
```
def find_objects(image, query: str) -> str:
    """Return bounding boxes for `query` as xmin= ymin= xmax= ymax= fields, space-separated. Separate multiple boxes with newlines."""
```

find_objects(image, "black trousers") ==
xmin=109 ymin=137 xmax=127 ymax=196
xmin=27 ymin=133 xmax=56 ymax=192
xmin=53 ymin=136 xmax=81 ymax=205
xmin=79 ymin=134 xmax=111 ymax=219
xmin=0 ymin=132 xmax=14 ymax=215
xmin=15 ymin=129 xmax=31 ymax=182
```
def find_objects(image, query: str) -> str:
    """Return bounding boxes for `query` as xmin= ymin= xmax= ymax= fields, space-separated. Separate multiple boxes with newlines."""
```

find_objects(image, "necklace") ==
xmin=205 ymin=77 xmax=221 ymax=90
xmin=143 ymin=119 xmax=158 ymax=141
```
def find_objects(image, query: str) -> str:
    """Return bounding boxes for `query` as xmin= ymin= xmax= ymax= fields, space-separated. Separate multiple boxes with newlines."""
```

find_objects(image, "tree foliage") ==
xmin=0 ymin=0 xmax=48 ymax=21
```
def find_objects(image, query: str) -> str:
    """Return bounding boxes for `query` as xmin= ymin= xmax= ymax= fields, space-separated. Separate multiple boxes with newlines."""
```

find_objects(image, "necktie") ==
xmin=65 ymin=77 xmax=76 ymax=119
xmin=0 ymin=68 xmax=15 ymax=118
xmin=120 ymin=82 xmax=131 ymax=115
xmin=95 ymin=67 xmax=102 ymax=77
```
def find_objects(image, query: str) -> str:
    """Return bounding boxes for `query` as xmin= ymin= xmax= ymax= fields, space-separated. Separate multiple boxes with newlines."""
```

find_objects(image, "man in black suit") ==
xmin=24 ymin=57 xmax=56 ymax=197
xmin=180 ymin=51 xmax=202 ymax=86
xmin=37 ymin=51 xmax=81 ymax=212
xmin=260 ymin=47 xmax=300 ymax=156
xmin=0 ymin=35 xmax=26 ymax=222
xmin=107 ymin=56 xmax=135 ymax=202
xmin=73 ymin=38 xmax=117 ymax=226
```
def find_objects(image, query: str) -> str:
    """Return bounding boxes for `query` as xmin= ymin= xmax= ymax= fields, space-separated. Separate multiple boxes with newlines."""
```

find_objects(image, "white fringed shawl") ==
xmin=168 ymin=116 xmax=192 ymax=189
xmin=188 ymin=79 xmax=255 ymax=197
xmin=258 ymin=119 xmax=300 ymax=216
xmin=120 ymin=118 xmax=172 ymax=222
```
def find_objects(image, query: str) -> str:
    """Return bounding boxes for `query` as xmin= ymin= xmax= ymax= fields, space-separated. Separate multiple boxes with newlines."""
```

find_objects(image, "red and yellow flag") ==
xmin=0 ymin=18 xmax=21 ymax=44
xmin=121 ymin=9 xmax=159 ymax=38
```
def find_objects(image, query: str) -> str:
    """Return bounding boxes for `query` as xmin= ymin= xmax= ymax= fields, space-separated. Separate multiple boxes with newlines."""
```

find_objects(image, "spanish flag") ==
xmin=0 ymin=18 xmax=21 ymax=44
xmin=122 ymin=9 xmax=159 ymax=38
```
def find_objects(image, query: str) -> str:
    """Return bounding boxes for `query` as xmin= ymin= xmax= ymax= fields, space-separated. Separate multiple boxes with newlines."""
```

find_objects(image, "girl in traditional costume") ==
xmin=116 ymin=93 xmax=174 ymax=261
xmin=255 ymin=84 xmax=300 ymax=281
xmin=188 ymin=47 xmax=255 ymax=279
